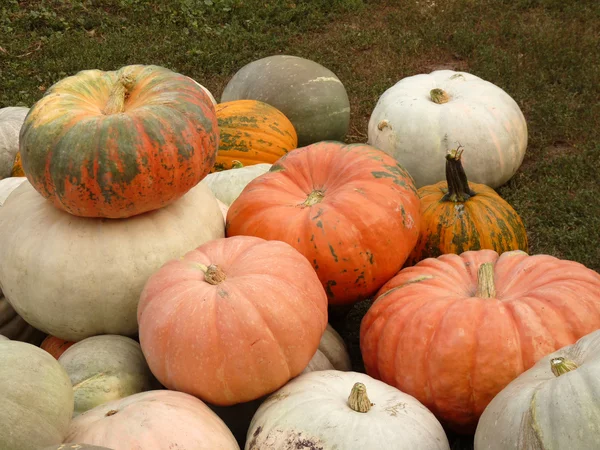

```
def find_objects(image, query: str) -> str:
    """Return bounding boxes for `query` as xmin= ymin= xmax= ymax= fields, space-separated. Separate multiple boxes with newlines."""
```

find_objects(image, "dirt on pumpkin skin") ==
xmin=246 ymin=426 xmax=326 ymax=450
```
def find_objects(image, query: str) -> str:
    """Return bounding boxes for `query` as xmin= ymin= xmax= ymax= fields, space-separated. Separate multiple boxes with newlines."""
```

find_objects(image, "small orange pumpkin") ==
xmin=41 ymin=335 xmax=75 ymax=359
xmin=11 ymin=152 xmax=24 ymax=177
xmin=213 ymin=100 xmax=297 ymax=172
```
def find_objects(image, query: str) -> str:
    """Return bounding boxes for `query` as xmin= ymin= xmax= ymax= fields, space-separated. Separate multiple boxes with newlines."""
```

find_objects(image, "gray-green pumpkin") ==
xmin=221 ymin=55 xmax=350 ymax=147
xmin=0 ymin=107 xmax=29 ymax=180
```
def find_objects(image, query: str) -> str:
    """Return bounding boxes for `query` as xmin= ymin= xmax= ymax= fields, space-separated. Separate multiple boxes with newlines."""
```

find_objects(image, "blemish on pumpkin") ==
xmin=325 ymin=280 xmax=337 ymax=297
xmin=385 ymin=402 xmax=407 ymax=416
xmin=105 ymin=409 xmax=118 ymax=416
xmin=328 ymin=244 xmax=338 ymax=262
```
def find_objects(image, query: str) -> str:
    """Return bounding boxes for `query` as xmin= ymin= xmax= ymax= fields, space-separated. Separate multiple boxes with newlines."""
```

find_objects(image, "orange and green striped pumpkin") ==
xmin=19 ymin=64 xmax=219 ymax=219
xmin=213 ymin=100 xmax=297 ymax=172
xmin=406 ymin=147 xmax=528 ymax=265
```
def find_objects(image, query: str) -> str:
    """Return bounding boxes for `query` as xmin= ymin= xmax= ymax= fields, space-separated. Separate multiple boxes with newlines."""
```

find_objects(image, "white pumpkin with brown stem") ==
xmin=474 ymin=329 xmax=600 ymax=450
xmin=246 ymin=370 xmax=450 ymax=450
xmin=367 ymin=70 xmax=527 ymax=188
xmin=0 ymin=180 xmax=224 ymax=342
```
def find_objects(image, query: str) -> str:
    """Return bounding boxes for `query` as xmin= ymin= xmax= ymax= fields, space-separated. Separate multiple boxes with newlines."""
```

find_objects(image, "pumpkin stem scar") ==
xmin=476 ymin=262 xmax=496 ymax=298
xmin=301 ymin=190 xmax=325 ymax=207
xmin=442 ymin=145 xmax=477 ymax=202
xmin=430 ymin=88 xmax=451 ymax=104
xmin=102 ymin=71 xmax=136 ymax=115
xmin=105 ymin=409 xmax=119 ymax=416
xmin=196 ymin=263 xmax=227 ymax=285
xmin=550 ymin=356 xmax=579 ymax=377
xmin=348 ymin=382 xmax=373 ymax=413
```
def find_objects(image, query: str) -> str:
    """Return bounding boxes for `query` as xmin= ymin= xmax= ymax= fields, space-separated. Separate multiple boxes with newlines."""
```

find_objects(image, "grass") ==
xmin=2 ymin=0 xmax=599 ymax=448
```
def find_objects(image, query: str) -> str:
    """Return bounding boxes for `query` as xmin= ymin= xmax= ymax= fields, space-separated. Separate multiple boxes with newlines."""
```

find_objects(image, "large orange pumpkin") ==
xmin=406 ymin=147 xmax=528 ymax=265
xmin=213 ymin=100 xmax=297 ymax=172
xmin=360 ymin=249 xmax=600 ymax=433
xmin=19 ymin=64 xmax=219 ymax=218
xmin=226 ymin=142 xmax=421 ymax=306
xmin=137 ymin=235 xmax=328 ymax=406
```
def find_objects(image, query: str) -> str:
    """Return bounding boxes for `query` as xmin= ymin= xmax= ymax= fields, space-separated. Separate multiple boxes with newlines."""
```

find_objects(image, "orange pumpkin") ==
xmin=10 ymin=152 xmax=24 ymax=177
xmin=360 ymin=249 xmax=600 ymax=432
xmin=406 ymin=147 xmax=528 ymax=265
xmin=137 ymin=235 xmax=328 ymax=406
xmin=41 ymin=335 xmax=75 ymax=359
xmin=226 ymin=142 xmax=421 ymax=306
xmin=213 ymin=100 xmax=297 ymax=172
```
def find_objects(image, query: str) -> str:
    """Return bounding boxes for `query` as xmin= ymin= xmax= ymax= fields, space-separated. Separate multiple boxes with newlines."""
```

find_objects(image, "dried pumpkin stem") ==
xmin=231 ymin=160 xmax=245 ymax=169
xmin=442 ymin=146 xmax=476 ymax=202
xmin=550 ymin=357 xmax=579 ymax=377
xmin=348 ymin=382 xmax=372 ymax=413
xmin=430 ymin=88 xmax=451 ymax=104
xmin=476 ymin=262 xmax=496 ymax=298
xmin=196 ymin=263 xmax=227 ymax=285
xmin=103 ymin=72 xmax=136 ymax=115
xmin=302 ymin=190 xmax=325 ymax=207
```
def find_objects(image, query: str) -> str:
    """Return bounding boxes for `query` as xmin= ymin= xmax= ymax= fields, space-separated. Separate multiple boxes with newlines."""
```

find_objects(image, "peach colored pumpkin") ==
xmin=137 ymin=235 xmax=328 ymax=406
xmin=64 ymin=390 xmax=239 ymax=449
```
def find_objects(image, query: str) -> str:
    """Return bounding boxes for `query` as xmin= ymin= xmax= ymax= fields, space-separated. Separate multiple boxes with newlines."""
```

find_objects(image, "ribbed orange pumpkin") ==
xmin=226 ymin=142 xmax=421 ymax=306
xmin=360 ymin=249 xmax=600 ymax=433
xmin=406 ymin=147 xmax=528 ymax=265
xmin=19 ymin=64 xmax=219 ymax=218
xmin=213 ymin=100 xmax=297 ymax=172
xmin=41 ymin=335 xmax=75 ymax=359
xmin=10 ymin=152 xmax=24 ymax=177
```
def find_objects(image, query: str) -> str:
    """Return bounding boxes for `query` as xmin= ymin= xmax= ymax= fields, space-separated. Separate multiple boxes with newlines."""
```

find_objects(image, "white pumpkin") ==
xmin=187 ymin=77 xmax=218 ymax=105
xmin=0 ymin=290 xmax=43 ymax=343
xmin=202 ymin=163 xmax=271 ymax=206
xmin=474 ymin=329 xmax=600 ymax=450
xmin=0 ymin=334 xmax=8 ymax=340
xmin=246 ymin=370 xmax=450 ymax=450
xmin=0 ymin=176 xmax=26 ymax=206
xmin=0 ymin=107 xmax=29 ymax=180
xmin=302 ymin=323 xmax=352 ymax=373
xmin=0 ymin=340 xmax=74 ymax=449
xmin=367 ymin=70 xmax=528 ymax=188
xmin=58 ymin=335 xmax=157 ymax=416
xmin=0 ymin=180 xmax=224 ymax=341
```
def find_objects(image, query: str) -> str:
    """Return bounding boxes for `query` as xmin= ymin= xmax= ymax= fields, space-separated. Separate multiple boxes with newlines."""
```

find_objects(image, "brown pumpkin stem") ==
xmin=442 ymin=146 xmax=476 ymax=202
xmin=197 ymin=263 xmax=227 ymax=285
xmin=231 ymin=160 xmax=245 ymax=169
xmin=430 ymin=88 xmax=451 ymax=104
xmin=550 ymin=357 xmax=578 ymax=377
xmin=348 ymin=382 xmax=373 ymax=413
xmin=103 ymin=72 xmax=136 ymax=115
xmin=302 ymin=190 xmax=324 ymax=207
xmin=476 ymin=262 xmax=496 ymax=298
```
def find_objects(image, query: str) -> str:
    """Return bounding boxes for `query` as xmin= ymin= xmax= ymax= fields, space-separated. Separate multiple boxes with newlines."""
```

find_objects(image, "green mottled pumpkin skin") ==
xmin=221 ymin=55 xmax=350 ymax=147
xmin=19 ymin=64 xmax=218 ymax=218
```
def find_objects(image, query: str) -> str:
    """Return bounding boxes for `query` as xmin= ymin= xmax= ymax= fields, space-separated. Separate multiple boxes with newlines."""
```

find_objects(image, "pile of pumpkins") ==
xmin=1 ymin=56 xmax=599 ymax=450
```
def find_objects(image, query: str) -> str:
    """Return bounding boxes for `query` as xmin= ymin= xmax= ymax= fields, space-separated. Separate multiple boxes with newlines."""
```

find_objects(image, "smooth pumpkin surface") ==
xmin=0 ymin=288 xmax=44 ymax=344
xmin=475 ymin=329 xmax=600 ymax=450
xmin=246 ymin=370 xmax=450 ymax=450
xmin=0 ymin=175 xmax=26 ymax=206
xmin=203 ymin=163 xmax=271 ymax=206
xmin=367 ymin=70 xmax=528 ymax=188
xmin=41 ymin=335 xmax=75 ymax=359
xmin=0 ymin=340 xmax=74 ymax=450
xmin=0 ymin=106 xmax=29 ymax=180
xmin=221 ymin=55 xmax=350 ymax=147
xmin=65 ymin=390 xmax=239 ymax=449
xmin=360 ymin=249 xmax=600 ymax=432
xmin=59 ymin=335 xmax=156 ymax=416
xmin=138 ymin=235 xmax=328 ymax=406
xmin=41 ymin=445 xmax=114 ymax=450
xmin=19 ymin=64 xmax=219 ymax=218
xmin=213 ymin=100 xmax=297 ymax=171
xmin=226 ymin=142 xmax=421 ymax=305
xmin=0 ymin=180 xmax=224 ymax=341
xmin=406 ymin=147 xmax=528 ymax=265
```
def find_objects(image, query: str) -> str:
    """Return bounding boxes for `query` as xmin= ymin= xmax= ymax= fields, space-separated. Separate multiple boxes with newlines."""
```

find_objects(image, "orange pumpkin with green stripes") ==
xmin=19 ymin=64 xmax=219 ymax=218
xmin=405 ymin=147 xmax=528 ymax=265
xmin=213 ymin=100 xmax=297 ymax=172
xmin=225 ymin=142 xmax=421 ymax=306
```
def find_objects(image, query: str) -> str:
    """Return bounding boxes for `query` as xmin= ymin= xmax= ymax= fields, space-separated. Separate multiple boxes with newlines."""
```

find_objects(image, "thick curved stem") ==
xmin=196 ymin=263 xmax=227 ymax=285
xmin=550 ymin=357 xmax=578 ymax=377
xmin=476 ymin=262 xmax=496 ymax=298
xmin=430 ymin=88 xmax=451 ymax=104
xmin=442 ymin=146 xmax=476 ymax=202
xmin=348 ymin=382 xmax=372 ymax=413
xmin=103 ymin=72 xmax=136 ymax=115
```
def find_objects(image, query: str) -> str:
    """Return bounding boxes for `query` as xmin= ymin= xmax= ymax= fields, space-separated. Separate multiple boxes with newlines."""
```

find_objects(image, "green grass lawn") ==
xmin=2 ymin=0 xmax=599 ymax=448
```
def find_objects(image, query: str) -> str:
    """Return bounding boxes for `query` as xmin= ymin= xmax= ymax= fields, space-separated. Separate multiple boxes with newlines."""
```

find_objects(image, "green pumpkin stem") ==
xmin=442 ymin=146 xmax=477 ymax=202
xmin=476 ymin=262 xmax=496 ymax=298
xmin=103 ymin=72 xmax=136 ymax=115
xmin=550 ymin=357 xmax=579 ymax=377
xmin=430 ymin=88 xmax=451 ymax=104
xmin=302 ymin=190 xmax=325 ymax=207
xmin=348 ymin=382 xmax=373 ymax=413
xmin=231 ymin=160 xmax=245 ymax=169
xmin=196 ymin=263 xmax=227 ymax=285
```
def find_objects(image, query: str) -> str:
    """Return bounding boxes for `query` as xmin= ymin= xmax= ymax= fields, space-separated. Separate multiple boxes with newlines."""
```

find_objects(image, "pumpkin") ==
xmin=221 ymin=55 xmax=350 ymax=147
xmin=0 ymin=175 xmax=26 ymax=206
xmin=213 ymin=100 xmax=297 ymax=171
xmin=19 ymin=64 xmax=219 ymax=218
xmin=360 ymin=249 xmax=600 ymax=432
xmin=138 ymin=235 xmax=328 ymax=406
xmin=0 ymin=106 xmax=29 ymax=180
xmin=64 ymin=390 xmax=239 ymax=449
xmin=41 ymin=335 xmax=75 ymax=359
xmin=0 ymin=334 xmax=8 ymax=340
xmin=41 ymin=445 xmax=114 ymax=450
xmin=187 ymin=76 xmax=218 ymax=105
xmin=0 ymin=180 xmax=224 ymax=342
xmin=0 ymin=288 xmax=44 ymax=344
xmin=406 ymin=147 xmax=528 ymax=265
xmin=11 ymin=151 xmax=24 ymax=176
xmin=202 ymin=162 xmax=271 ymax=205
xmin=246 ymin=370 xmax=450 ymax=450
xmin=367 ymin=70 xmax=528 ymax=188
xmin=58 ymin=334 xmax=156 ymax=416
xmin=217 ymin=198 xmax=229 ymax=224
xmin=474 ymin=329 xmax=600 ymax=449
xmin=226 ymin=142 xmax=421 ymax=306
xmin=0 ymin=340 xmax=74 ymax=449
